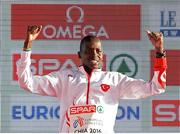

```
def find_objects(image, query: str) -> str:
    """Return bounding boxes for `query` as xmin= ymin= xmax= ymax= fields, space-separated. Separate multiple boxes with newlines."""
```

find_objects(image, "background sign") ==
xmin=149 ymin=5 xmax=180 ymax=39
xmin=152 ymin=100 xmax=180 ymax=126
xmin=11 ymin=4 xmax=140 ymax=40
xmin=109 ymin=54 xmax=138 ymax=78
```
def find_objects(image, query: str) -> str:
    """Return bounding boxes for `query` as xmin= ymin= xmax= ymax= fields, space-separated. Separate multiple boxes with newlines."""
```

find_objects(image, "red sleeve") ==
xmin=154 ymin=57 xmax=167 ymax=70
xmin=154 ymin=57 xmax=167 ymax=88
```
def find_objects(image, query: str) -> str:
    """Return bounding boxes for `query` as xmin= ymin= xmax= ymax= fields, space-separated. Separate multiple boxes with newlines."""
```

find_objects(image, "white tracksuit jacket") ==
xmin=17 ymin=51 xmax=167 ymax=133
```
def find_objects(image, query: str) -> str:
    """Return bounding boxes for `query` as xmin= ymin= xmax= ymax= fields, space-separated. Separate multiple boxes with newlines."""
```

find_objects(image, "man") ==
xmin=17 ymin=25 xmax=167 ymax=133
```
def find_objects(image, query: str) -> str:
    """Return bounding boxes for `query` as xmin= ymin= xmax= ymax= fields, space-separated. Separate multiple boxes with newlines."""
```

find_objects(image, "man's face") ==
xmin=79 ymin=40 xmax=103 ymax=70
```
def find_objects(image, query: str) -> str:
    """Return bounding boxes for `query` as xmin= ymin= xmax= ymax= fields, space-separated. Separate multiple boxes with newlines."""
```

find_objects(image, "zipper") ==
xmin=86 ymin=71 xmax=93 ymax=105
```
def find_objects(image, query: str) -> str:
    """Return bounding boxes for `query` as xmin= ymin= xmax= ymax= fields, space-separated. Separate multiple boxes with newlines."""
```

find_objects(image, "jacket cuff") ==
xmin=154 ymin=57 xmax=167 ymax=70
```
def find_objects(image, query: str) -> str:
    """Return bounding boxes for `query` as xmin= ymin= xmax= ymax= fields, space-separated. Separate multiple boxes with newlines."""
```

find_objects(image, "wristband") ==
xmin=23 ymin=47 xmax=31 ymax=51
xmin=156 ymin=50 xmax=166 ymax=58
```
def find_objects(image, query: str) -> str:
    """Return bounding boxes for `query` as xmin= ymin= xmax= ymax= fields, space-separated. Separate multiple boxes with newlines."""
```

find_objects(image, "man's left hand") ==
xmin=146 ymin=30 xmax=164 ymax=53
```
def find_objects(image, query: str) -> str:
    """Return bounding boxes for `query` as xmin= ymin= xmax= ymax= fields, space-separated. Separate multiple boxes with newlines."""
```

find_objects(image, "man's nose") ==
xmin=91 ymin=50 xmax=98 ymax=56
xmin=92 ymin=50 xmax=97 ymax=55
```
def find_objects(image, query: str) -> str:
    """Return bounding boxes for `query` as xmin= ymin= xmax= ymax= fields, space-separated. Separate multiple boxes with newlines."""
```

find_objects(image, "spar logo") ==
xmin=13 ymin=54 xmax=80 ymax=81
xmin=109 ymin=54 xmax=138 ymax=78
xmin=42 ymin=6 xmax=109 ymax=39
xmin=11 ymin=4 xmax=140 ymax=40
xmin=73 ymin=116 xmax=85 ymax=128
xmin=97 ymin=105 xmax=104 ymax=113
xmin=152 ymin=100 xmax=180 ymax=126
xmin=70 ymin=105 xmax=96 ymax=115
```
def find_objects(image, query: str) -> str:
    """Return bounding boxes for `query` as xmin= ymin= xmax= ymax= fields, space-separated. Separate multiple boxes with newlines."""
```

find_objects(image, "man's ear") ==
xmin=78 ymin=51 xmax=81 ymax=59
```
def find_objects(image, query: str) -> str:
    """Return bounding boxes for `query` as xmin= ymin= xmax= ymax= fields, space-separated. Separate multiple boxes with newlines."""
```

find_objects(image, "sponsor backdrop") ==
xmin=0 ymin=0 xmax=179 ymax=133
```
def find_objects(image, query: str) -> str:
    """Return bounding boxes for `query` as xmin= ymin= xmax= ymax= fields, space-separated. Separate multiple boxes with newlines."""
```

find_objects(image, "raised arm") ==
xmin=117 ymin=30 xmax=167 ymax=99
xmin=17 ymin=25 xmax=61 ymax=97
xmin=146 ymin=30 xmax=166 ymax=88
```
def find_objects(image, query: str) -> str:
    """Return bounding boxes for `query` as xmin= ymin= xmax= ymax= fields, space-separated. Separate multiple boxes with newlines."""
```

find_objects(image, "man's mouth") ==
xmin=90 ymin=59 xmax=98 ymax=62
xmin=89 ymin=59 xmax=99 ymax=64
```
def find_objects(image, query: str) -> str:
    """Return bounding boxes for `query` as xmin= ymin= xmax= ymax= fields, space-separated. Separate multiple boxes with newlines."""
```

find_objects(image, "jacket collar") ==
xmin=78 ymin=66 xmax=102 ymax=75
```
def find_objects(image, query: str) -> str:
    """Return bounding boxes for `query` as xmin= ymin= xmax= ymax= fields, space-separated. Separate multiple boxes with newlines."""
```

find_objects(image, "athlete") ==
xmin=17 ymin=25 xmax=167 ymax=133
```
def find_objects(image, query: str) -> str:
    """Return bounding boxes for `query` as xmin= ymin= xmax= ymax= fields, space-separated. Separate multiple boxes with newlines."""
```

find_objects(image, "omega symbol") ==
xmin=66 ymin=6 xmax=84 ymax=23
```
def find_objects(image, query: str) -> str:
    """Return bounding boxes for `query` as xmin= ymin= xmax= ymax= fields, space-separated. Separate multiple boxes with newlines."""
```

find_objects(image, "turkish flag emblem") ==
xmin=100 ymin=84 xmax=110 ymax=92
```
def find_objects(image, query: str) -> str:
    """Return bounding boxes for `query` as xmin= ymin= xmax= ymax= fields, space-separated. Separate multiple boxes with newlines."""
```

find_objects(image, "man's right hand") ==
xmin=23 ymin=25 xmax=42 ymax=51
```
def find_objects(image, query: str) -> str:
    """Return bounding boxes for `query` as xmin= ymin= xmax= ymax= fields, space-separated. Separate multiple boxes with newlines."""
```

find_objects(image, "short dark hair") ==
xmin=80 ymin=35 xmax=100 ymax=52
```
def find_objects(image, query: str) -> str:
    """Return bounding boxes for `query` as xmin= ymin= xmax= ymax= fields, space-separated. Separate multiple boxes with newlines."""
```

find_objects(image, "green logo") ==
xmin=97 ymin=106 xmax=104 ymax=113
xmin=109 ymin=54 xmax=138 ymax=78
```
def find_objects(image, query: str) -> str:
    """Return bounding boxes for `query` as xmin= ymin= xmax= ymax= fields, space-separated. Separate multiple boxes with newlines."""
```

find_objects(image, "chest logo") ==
xmin=100 ymin=84 xmax=110 ymax=92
